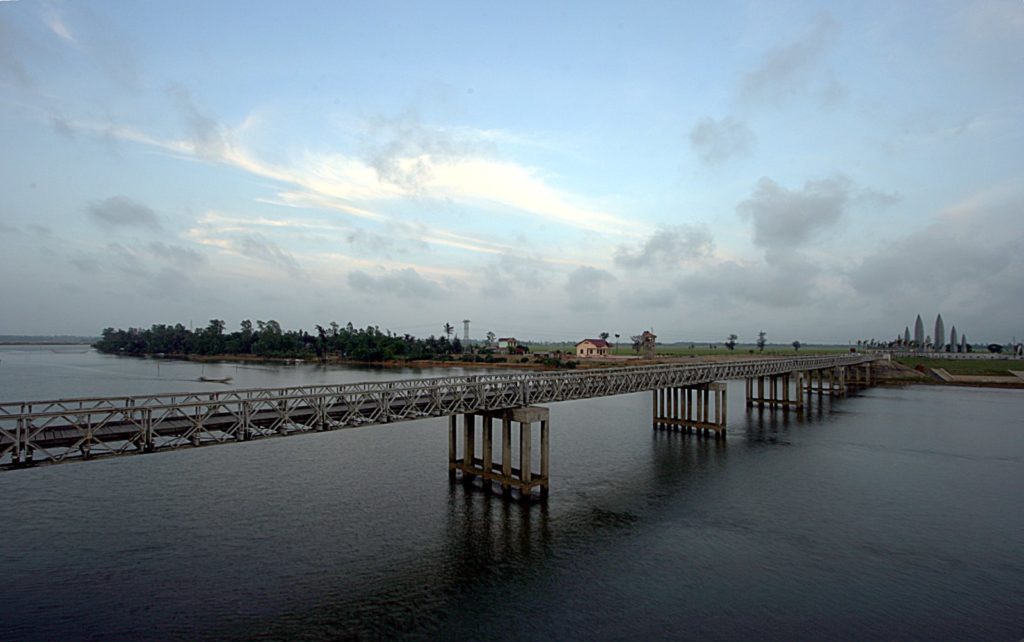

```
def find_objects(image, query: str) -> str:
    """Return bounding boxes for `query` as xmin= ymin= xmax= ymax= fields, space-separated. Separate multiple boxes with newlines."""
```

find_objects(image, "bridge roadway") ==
xmin=0 ymin=354 xmax=874 ymax=471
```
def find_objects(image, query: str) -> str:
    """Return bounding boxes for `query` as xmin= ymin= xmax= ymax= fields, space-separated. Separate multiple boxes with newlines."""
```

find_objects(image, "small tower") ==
xmin=462 ymin=319 xmax=471 ymax=347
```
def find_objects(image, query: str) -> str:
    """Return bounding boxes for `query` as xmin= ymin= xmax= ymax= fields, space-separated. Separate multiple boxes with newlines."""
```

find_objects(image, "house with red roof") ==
xmin=575 ymin=338 xmax=610 ymax=358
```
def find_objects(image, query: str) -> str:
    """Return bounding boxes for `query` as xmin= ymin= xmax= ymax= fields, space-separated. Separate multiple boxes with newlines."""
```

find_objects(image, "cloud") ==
xmin=480 ymin=251 xmax=555 ymax=297
xmin=64 ymin=110 xmax=635 ymax=238
xmin=736 ymin=176 xmax=853 ymax=249
xmin=614 ymin=224 xmax=714 ymax=269
xmin=87 ymin=196 xmax=162 ymax=230
xmin=565 ymin=266 xmax=615 ymax=311
xmin=41 ymin=7 xmax=74 ymax=42
xmin=620 ymin=286 xmax=678 ymax=310
xmin=740 ymin=13 xmax=839 ymax=104
xmin=689 ymin=116 xmax=756 ymax=164
xmin=676 ymin=256 xmax=820 ymax=309
xmin=0 ymin=222 xmax=20 ymax=235
xmin=360 ymin=108 xmax=494 ymax=192
xmin=234 ymin=233 xmax=301 ymax=276
xmin=148 ymin=242 xmax=206 ymax=266
xmin=848 ymin=199 xmax=1023 ymax=299
xmin=69 ymin=257 xmax=102 ymax=274
xmin=347 ymin=267 xmax=446 ymax=299
xmin=169 ymin=84 xmax=230 ymax=159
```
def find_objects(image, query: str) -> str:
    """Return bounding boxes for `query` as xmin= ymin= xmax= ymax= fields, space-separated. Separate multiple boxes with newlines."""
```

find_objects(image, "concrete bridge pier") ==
xmin=653 ymin=383 xmax=727 ymax=438
xmin=802 ymin=367 xmax=844 ymax=398
xmin=745 ymin=374 xmax=804 ymax=412
xmin=449 ymin=407 xmax=550 ymax=500
xmin=849 ymin=364 xmax=872 ymax=391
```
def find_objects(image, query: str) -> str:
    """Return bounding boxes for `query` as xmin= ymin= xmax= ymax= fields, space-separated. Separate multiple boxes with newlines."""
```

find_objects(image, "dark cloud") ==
xmin=689 ymin=116 xmax=756 ymax=164
xmin=846 ymin=199 xmax=1024 ymax=338
xmin=849 ymin=206 xmax=1022 ymax=298
xmin=0 ymin=222 xmax=20 ymax=235
xmin=479 ymin=251 xmax=552 ymax=297
xmin=235 ymin=234 xmax=301 ymax=276
xmin=360 ymin=108 xmax=494 ymax=191
xmin=69 ymin=257 xmax=102 ymax=274
xmin=737 ymin=176 xmax=852 ymax=249
xmin=148 ymin=242 xmax=206 ymax=266
xmin=619 ymin=286 xmax=678 ymax=310
xmin=615 ymin=224 xmax=714 ymax=269
xmin=677 ymin=257 xmax=819 ymax=309
xmin=87 ymin=196 xmax=162 ymax=230
xmin=740 ymin=13 xmax=839 ymax=104
xmin=168 ymin=84 xmax=230 ymax=159
xmin=105 ymin=241 xmax=148 ymax=277
xmin=565 ymin=266 xmax=615 ymax=311
xmin=347 ymin=267 xmax=445 ymax=299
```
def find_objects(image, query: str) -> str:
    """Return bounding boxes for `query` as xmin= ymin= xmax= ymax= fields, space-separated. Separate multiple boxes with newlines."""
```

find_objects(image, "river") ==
xmin=0 ymin=346 xmax=1021 ymax=640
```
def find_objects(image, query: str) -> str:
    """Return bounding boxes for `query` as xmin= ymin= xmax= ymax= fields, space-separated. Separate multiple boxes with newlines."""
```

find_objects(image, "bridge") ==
xmin=0 ymin=354 xmax=877 ymax=497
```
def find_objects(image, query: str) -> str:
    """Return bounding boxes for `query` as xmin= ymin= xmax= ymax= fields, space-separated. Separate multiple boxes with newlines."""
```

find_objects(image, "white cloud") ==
xmin=41 ymin=7 xmax=74 ymax=43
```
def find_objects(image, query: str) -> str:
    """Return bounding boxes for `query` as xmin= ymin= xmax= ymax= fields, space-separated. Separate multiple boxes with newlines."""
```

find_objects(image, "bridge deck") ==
xmin=0 ymin=355 xmax=874 ymax=469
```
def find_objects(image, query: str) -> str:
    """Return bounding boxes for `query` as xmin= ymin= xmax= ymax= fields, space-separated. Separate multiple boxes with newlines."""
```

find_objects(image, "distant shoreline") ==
xmin=0 ymin=340 xmax=96 ymax=346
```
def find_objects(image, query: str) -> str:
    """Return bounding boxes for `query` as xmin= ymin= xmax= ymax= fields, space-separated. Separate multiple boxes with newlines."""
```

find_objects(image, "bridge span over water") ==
xmin=0 ymin=354 xmax=877 ymax=496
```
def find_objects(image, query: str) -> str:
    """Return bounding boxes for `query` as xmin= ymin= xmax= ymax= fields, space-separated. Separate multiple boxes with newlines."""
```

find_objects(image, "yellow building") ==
xmin=576 ymin=339 xmax=610 ymax=358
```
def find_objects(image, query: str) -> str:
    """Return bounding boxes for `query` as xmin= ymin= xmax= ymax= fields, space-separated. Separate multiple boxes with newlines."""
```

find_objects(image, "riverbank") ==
xmin=90 ymin=350 xmax=1024 ymax=389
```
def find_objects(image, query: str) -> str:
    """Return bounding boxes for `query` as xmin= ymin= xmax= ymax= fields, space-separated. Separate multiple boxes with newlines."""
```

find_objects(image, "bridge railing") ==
xmin=0 ymin=354 xmax=876 ymax=468
xmin=0 ymin=354 xmax=872 ymax=418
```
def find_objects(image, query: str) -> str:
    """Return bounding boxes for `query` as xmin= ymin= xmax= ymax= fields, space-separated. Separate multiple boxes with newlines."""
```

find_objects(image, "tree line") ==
xmin=94 ymin=320 xmax=464 ymax=362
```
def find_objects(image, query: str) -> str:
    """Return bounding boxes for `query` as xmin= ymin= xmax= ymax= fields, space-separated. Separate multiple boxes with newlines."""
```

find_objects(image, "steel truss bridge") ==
xmin=0 ymin=354 xmax=874 ymax=471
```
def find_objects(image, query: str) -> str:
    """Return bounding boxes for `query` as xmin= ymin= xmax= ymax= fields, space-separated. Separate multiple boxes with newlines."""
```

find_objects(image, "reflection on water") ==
xmin=0 ymin=349 xmax=1021 ymax=639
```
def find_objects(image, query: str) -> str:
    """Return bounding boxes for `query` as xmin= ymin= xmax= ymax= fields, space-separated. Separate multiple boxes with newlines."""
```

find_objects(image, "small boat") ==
xmin=199 ymin=376 xmax=233 ymax=384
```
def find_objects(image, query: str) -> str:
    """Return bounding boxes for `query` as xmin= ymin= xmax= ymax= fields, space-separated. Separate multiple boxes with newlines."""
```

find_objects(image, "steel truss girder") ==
xmin=1 ymin=355 xmax=874 ymax=468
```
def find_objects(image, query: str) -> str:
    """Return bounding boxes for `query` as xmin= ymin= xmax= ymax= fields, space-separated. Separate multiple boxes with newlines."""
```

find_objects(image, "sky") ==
xmin=1 ymin=0 xmax=1022 ymax=344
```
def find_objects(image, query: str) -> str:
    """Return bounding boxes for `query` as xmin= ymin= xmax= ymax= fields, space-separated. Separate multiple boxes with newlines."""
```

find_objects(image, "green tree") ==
xmin=725 ymin=334 xmax=738 ymax=350
xmin=792 ymin=340 xmax=801 ymax=352
xmin=757 ymin=331 xmax=767 ymax=353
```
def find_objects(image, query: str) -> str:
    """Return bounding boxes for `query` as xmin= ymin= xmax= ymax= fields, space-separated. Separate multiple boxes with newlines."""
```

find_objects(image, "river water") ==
xmin=0 ymin=346 xmax=1021 ymax=640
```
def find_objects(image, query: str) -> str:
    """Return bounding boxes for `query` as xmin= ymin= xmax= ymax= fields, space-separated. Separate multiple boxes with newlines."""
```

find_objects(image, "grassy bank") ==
xmin=894 ymin=357 xmax=1024 ymax=377
xmin=534 ymin=343 xmax=849 ymax=357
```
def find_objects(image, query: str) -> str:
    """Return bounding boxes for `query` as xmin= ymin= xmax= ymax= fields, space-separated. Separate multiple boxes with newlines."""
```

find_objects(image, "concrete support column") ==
xmin=501 ymin=414 xmax=512 ymax=493
xmin=721 ymin=386 xmax=728 ymax=427
xmin=520 ymin=420 xmax=532 ymax=485
xmin=448 ymin=415 xmax=457 ymax=480
xmin=482 ymin=415 xmax=493 ymax=476
xmin=540 ymin=418 xmax=550 ymax=498
xmin=462 ymin=413 xmax=476 ymax=481
xmin=757 ymin=377 xmax=765 ymax=408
